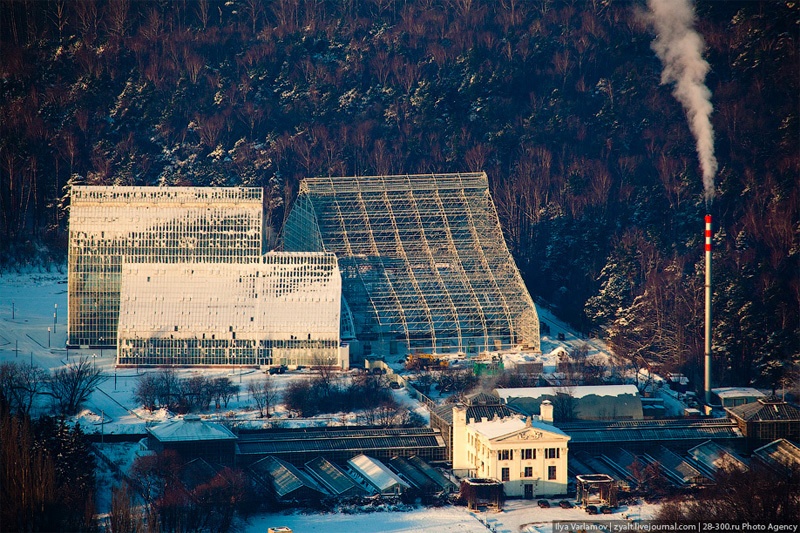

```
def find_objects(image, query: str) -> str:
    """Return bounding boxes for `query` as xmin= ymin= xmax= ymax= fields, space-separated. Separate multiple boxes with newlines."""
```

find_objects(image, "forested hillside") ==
xmin=1 ymin=0 xmax=797 ymax=389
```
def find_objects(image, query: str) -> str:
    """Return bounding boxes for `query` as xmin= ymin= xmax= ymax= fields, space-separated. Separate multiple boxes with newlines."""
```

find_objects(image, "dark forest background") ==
xmin=0 ymin=0 xmax=797 ymax=389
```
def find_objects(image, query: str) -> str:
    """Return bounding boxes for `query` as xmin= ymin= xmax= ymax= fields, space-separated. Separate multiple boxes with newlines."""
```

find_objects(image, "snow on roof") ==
xmin=711 ymin=387 xmax=766 ymax=399
xmin=468 ymin=416 xmax=568 ymax=440
xmin=147 ymin=415 xmax=237 ymax=442
xmin=495 ymin=384 xmax=640 ymax=400
xmin=347 ymin=454 xmax=409 ymax=492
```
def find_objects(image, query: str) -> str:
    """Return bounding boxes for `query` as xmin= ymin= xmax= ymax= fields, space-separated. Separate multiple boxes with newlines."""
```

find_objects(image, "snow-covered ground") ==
xmin=247 ymin=498 xmax=662 ymax=533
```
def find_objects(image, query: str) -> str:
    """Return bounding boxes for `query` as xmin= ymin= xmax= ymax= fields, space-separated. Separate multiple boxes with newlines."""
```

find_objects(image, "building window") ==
xmin=501 ymin=468 xmax=510 ymax=481
xmin=522 ymin=448 xmax=534 ymax=460
xmin=498 ymin=449 xmax=512 ymax=461
xmin=548 ymin=466 xmax=557 ymax=480
xmin=524 ymin=467 xmax=533 ymax=478
xmin=545 ymin=448 xmax=559 ymax=459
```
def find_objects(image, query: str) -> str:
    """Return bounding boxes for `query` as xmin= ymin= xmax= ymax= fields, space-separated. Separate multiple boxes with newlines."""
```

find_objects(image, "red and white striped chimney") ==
xmin=704 ymin=215 xmax=712 ymax=407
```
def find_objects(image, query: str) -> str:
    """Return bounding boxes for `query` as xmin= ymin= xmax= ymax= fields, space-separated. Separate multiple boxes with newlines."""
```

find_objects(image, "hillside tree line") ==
xmin=0 ymin=0 xmax=796 ymax=389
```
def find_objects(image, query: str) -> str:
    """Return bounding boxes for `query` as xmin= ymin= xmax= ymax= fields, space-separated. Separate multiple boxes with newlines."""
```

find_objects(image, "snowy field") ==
xmin=1 ymin=268 xmax=658 ymax=531
xmin=247 ymin=499 xmax=661 ymax=533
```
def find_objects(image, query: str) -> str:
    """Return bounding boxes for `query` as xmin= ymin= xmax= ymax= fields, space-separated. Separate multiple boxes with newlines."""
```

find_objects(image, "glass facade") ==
xmin=68 ymin=186 xmax=263 ymax=347
xmin=282 ymin=173 xmax=540 ymax=356
xmin=117 ymin=252 xmax=343 ymax=368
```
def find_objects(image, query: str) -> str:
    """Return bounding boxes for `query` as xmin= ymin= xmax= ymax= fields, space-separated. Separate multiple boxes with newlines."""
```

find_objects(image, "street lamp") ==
xmin=92 ymin=353 xmax=97 ymax=371
xmin=47 ymin=327 xmax=51 ymax=347
xmin=99 ymin=337 xmax=104 ymax=358
xmin=54 ymin=303 xmax=57 ymax=333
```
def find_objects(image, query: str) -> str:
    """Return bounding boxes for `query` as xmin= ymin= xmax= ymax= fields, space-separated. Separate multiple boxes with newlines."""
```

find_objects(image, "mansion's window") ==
xmin=548 ymin=466 xmax=557 ymax=480
xmin=498 ymin=449 xmax=513 ymax=461
xmin=522 ymin=448 xmax=535 ymax=460
xmin=545 ymin=448 xmax=560 ymax=459
xmin=524 ymin=467 xmax=533 ymax=478
xmin=501 ymin=468 xmax=510 ymax=481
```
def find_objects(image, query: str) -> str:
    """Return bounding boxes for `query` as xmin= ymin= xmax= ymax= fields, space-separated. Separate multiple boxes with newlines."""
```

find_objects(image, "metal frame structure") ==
xmin=282 ymin=173 xmax=539 ymax=358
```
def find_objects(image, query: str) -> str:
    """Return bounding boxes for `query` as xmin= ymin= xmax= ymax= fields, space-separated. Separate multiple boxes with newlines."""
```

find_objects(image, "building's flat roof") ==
xmin=559 ymin=419 xmax=742 ymax=444
xmin=236 ymin=427 xmax=445 ymax=456
xmin=468 ymin=416 xmax=568 ymax=440
xmin=712 ymin=387 xmax=766 ymax=399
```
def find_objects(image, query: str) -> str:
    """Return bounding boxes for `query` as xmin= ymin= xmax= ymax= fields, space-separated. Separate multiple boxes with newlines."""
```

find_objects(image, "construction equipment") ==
xmin=405 ymin=353 xmax=449 ymax=370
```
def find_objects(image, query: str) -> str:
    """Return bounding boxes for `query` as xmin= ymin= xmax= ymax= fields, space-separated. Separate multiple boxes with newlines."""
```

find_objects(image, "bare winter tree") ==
xmin=133 ymin=374 xmax=159 ymax=411
xmin=0 ymin=361 xmax=48 ymax=417
xmin=155 ymin=367 xmax=180 ymax=411
xmin=107 ymin=482 xmax=146 ymax=533
xmin=46 ymin=357 xmax=106 ymax=416
xmin=247 ymin=377 xmax=279 ymax=418
xmin=211 ymin=377 xmax=238 ymax=409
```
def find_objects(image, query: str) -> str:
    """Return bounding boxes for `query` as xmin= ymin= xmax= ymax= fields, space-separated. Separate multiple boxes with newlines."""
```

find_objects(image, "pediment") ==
xmin=492 ymin=427 xmax=569 ymax=444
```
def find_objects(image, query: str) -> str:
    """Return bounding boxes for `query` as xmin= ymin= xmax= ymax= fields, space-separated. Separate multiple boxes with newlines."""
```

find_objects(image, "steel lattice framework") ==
xmin=282 ymin=172 xmax=539 ymax=357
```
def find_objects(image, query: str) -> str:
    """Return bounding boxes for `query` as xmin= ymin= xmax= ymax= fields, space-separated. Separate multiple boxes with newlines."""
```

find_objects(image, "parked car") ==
xmin=586 ymin=505 xmax=599 ymax=515
xmin=537 ymin=499 xmax=550 ymax=508
xmin=600 ymin=505 xmax=614 ymax=514
xmin=558 ymin=500 xmax=573 ymax=509
xmin=267 ymin=365 xmax=287 ymax=375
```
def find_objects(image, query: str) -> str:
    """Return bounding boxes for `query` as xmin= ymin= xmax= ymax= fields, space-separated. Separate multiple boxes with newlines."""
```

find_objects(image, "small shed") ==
xmin=346 ymin=454 xmax=410 ymax=496
xmin=249 ymin=456 xmax=327 ymax=502
xmin=388 ymin=456 xmax=437 ymax=493
xmin=407 ymin=455 xmax=457 ymax=493
xmin=576 ymin=473 xmax=618 ymax=508
xmin=304 ymin=456 xmax=364 ymax=498
xmin=687 ymin=440 xmax=748 ymax=477
xmin=643 ymin=446 xmax=706 ymax=487
xmin=459 ymin=478 xmax=504 ymax=511
xmin=752 ymin=439 xmax=800 ymax=475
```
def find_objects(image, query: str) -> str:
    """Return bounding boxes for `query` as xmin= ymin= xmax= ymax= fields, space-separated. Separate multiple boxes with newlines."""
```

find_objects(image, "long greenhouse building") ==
xmin=282 ymin=172 xmax=540 ymax=359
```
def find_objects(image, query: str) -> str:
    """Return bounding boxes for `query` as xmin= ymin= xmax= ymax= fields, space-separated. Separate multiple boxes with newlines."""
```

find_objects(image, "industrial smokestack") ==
xmin=704 ymin=214 xmax=712 ymax=407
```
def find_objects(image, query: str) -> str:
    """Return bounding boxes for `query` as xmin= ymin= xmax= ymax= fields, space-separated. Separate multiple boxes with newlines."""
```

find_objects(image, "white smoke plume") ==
xmin=646 ymin=0 xmax=717 ymax=202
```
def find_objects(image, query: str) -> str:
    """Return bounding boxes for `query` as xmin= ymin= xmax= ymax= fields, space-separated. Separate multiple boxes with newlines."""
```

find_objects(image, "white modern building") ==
xmin=117 ymin=252 xmax=346 ymax=369
xmin=68 ymin=186 xmax=263 ymax=347
xmin=456 ymin=402 xmax=570 ymax=498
